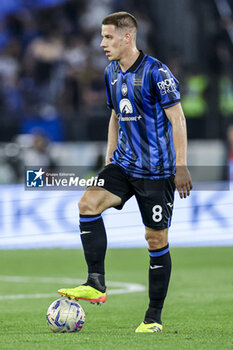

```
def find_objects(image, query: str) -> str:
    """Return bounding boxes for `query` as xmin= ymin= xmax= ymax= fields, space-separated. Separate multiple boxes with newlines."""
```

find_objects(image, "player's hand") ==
xmin=174 ymin=166 xmax=193 ymax=199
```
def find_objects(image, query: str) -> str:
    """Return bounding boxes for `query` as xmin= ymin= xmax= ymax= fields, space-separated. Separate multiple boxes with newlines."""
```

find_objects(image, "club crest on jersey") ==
xmin=121 ymin=83 xmax=128 ymax=96
xmin=157 ymin=78 xmax=176 ymax=95
xmin=119 ymin=98 xmax=133 ymax=114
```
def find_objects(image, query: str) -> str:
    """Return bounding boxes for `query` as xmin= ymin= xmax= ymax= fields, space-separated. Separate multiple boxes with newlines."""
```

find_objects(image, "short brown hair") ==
xmin=102 ymin=11 xmax=138 ymax=32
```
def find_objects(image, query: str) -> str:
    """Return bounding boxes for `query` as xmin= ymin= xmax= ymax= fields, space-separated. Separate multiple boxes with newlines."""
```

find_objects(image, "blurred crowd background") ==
xmin=0 ymin=0 xmax=233 ymax=183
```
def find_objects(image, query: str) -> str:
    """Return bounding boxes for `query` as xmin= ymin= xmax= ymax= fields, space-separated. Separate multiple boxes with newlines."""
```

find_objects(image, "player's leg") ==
xmin=58 ymin=187 xmax=121 ymax=303
xmin=135 ymin=227 xmax=171 ymax=333
xmin=78 ymin=187 xmax=121 ymax=294
xmin=58 ymin=164 xmax=133 ymax=303
xmin=145 ymin=227 xmax=171 ymax=325
xmin=133 ymin=175 xmax=175 ymax=332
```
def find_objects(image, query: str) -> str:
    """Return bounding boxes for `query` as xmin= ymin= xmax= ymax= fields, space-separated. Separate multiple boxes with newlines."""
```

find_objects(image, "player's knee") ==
xmin=145 ymin=228 xmax=168 ymax=250
xmin=78 ymin=197 xmax=100 ymax=215
xmin=146 ymin=236 xmax=161 ymax=250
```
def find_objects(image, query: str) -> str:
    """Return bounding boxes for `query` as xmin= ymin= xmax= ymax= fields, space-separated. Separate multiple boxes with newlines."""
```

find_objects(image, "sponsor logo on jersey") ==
xmin=119 ymin=98 xmax=133 ymax=114
xmin=157 ymin=78 xmax=176 ymax=95
xmin=117 ymin=115 xmax=142 ymax=121
xmin=118 ymin=99 xmax=143 ymax=121
xmin=121 ymin=83 xmax=128 ymax=96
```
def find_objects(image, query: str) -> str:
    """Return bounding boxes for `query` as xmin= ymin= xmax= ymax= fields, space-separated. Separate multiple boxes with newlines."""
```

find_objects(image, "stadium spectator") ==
xmin=23 ymin=132 xmax=56 ymax=167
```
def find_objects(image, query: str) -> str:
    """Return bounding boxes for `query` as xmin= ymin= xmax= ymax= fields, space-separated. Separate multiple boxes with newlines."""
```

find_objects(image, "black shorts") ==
xmin=97 ymin=164 xmax=176 ymax=230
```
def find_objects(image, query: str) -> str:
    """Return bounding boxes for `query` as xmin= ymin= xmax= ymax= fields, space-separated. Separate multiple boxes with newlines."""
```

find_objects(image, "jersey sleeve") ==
xmin=104 ymin=67 xmax=113 ymax=110
xmin=152 ymin=63 xmax=181 ymax=109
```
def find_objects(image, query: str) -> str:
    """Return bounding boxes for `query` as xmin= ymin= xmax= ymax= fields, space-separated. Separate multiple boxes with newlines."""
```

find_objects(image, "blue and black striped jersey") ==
xmin=104 ymin=51 xmax=181 ymax=179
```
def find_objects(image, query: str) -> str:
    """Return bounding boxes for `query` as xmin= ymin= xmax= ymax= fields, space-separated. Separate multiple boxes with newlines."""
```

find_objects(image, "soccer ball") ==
xmin=46 ymin=297 xmax=85 ymax=333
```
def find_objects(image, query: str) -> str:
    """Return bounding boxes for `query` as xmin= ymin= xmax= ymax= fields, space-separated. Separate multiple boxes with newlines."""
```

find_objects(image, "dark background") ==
xmin=0 ymin=0 xmax=233 ymax=184
xmin=0 ymin=0 xmax=232 ymax=142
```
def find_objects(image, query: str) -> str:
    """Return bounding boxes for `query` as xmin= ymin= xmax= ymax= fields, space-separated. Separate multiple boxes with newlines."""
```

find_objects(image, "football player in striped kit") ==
xmin=59 ymin=11 xmax=192 ymax=333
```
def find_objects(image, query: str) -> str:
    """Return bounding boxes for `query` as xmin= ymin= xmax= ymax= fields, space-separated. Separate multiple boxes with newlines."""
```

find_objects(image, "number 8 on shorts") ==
xmin=152 ymin=205 xmax=163 ymax=222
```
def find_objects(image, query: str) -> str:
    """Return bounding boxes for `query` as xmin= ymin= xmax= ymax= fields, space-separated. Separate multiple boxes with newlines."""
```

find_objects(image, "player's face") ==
xmin=100 ymin=24 xmax=126 ymax=61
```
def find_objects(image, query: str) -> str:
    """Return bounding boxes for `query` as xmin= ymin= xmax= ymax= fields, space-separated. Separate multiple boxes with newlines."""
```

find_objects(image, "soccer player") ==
xmin=58 ymin=11 xmax=193 ymax=333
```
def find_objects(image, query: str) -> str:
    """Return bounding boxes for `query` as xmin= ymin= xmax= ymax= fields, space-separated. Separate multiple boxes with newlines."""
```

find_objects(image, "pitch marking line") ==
xmin=0 ymin=276 xmax=146 ymax=300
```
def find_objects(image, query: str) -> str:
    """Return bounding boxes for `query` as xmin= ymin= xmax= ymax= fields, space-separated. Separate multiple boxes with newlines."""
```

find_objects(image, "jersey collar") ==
xmin=127 ymin=50 xmax=145 ymax=73
xmin=115 ymin=50 xmax=145 ymax=74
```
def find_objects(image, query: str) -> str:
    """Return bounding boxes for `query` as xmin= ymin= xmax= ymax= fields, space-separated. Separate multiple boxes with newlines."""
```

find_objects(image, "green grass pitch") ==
xmin=0 ymin=247 xmax=232 ymax=350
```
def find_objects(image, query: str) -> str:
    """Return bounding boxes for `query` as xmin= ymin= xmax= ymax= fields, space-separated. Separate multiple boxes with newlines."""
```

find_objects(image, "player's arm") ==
xmin=165 ymin=103 xmax=193 ymax=198
xmin=105 ymin=109 xmax=119 ymax=165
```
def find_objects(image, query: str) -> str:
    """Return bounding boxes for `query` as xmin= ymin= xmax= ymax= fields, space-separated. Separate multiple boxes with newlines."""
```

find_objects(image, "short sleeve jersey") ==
xmin=104 ymin=51 xmax=181 ymax=179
